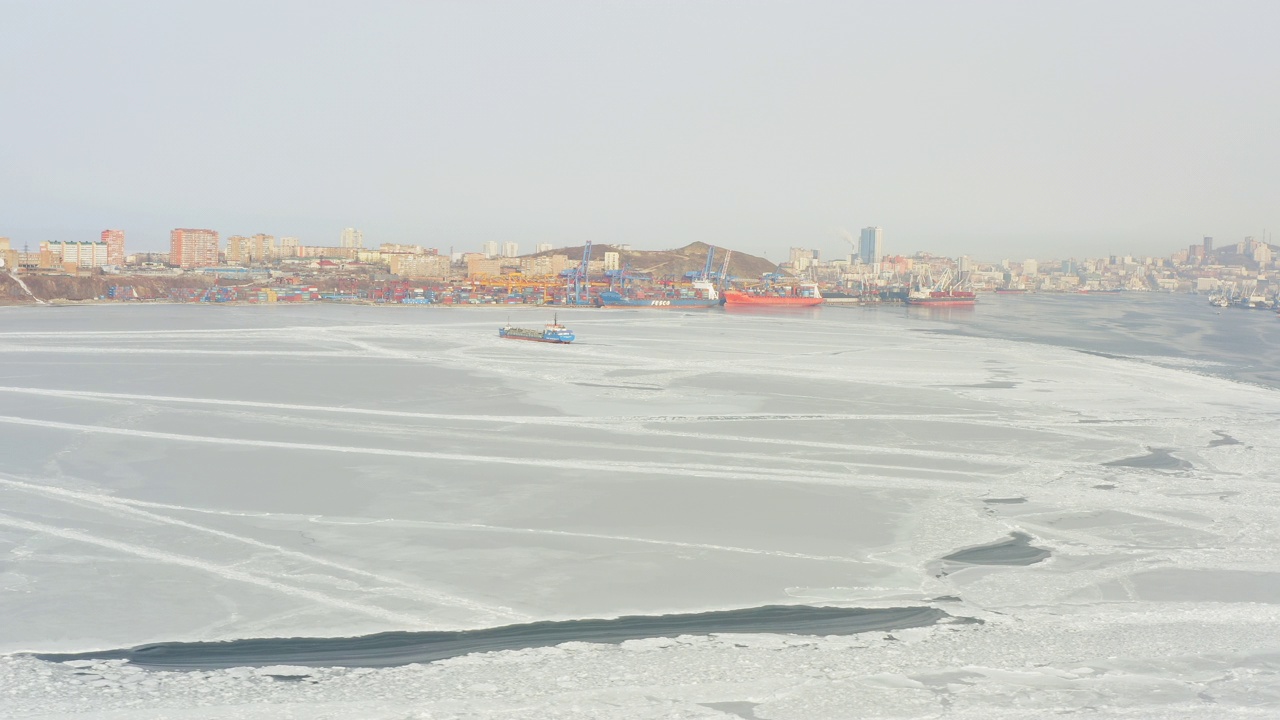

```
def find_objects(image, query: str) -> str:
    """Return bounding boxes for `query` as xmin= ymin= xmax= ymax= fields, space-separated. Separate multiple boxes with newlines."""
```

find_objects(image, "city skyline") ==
xmin=3 ymin=2 xmax=1277 ymax=261
xmin=7 ymin=222 xmax=1277 ymax=268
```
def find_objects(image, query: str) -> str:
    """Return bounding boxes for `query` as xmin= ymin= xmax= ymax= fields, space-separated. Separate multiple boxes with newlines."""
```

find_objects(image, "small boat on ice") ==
xmin=499 ymin=316 xmax=575 ymax=344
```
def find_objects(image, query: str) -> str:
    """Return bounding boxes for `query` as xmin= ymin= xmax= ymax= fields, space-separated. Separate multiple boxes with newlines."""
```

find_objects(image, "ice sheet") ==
xmin=1 ymin=302 xmax=1279 ymax=717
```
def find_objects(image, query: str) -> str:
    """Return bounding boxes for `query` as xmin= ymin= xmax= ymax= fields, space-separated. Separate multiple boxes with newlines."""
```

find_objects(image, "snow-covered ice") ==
xmin=1 ymin=297 xmax=1278 ymax=718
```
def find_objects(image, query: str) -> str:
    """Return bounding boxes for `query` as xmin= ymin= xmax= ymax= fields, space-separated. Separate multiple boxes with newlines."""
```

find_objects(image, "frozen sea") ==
xmin=2 ymin=294 xmax=1279 ymax=718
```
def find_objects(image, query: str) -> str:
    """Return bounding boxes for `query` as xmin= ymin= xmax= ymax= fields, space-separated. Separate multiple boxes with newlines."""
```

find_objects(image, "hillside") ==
xmin=536 ymin=242 xmax=780 ymax=280
xmin=0 ymin=273 xmax=216 ymax=305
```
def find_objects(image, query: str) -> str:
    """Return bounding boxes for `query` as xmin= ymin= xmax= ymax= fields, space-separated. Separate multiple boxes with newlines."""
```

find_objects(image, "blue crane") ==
xmin=564 ymin=240 xmax=593 ymax=305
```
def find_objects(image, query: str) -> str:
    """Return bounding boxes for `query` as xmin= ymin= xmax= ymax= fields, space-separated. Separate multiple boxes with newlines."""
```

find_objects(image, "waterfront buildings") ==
xmin=100 ymin=230 xmax=125 ymax=265
xmin=39 ymin=241 xmax=109 ymax=269
xmin=386 ymin=253 xmax=451 ymax=279
xmin=226 ymin=234 xmax=276 ymax=265
xmin=169 ymin=229 xmax=219 ymax=269
xmin=467 ymin=257 xmax=503 ymax=277
xmin=518 ymin=254 xmax=571 ymax=277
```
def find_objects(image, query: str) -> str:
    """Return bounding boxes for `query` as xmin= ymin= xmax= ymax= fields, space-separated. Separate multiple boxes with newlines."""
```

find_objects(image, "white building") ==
xmin=340 ymin=228 xmax=364 ymax=249
xmin=858 ymin=227 xmax=883 ymax=265
xmin=43 ymin=241 xmax=109 ymax=268
xmin=482 ymin=241 xmax=499 ymax=258
xmin=535 ymin=243 xmax=553 ymax=254
xmin=502 ymin=242 xmax=520 ymax=258
xmin=603 ymin=251 xmax=620 ymax=271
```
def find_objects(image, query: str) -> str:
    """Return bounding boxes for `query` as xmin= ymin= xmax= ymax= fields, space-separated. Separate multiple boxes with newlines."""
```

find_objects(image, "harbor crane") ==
xmin=563 ymin=240 xmax=593 ymax=305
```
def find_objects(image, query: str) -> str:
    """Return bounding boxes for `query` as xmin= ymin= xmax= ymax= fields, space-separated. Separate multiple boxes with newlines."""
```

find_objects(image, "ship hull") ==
xmin=905 ymin=296 xmax=977 ymax=307
xmin=596 ymin=292 xmax=718 ymax=309
xmin=722 ymin=291 xmax=824 ymax=307
xmin=499 ymin=326 xmax=575 ymax=343
xmin=500 ymin=334 xmax=572 ymax=343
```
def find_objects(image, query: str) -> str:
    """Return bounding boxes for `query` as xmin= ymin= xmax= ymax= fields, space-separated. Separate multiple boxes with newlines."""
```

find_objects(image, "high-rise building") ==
xmin=502 ymin=242 xmax=520 ymax=258
xmin=100 ymin=230 xmax=125 ymax=265
xmin=789 ymin=247 xmax=817 ymax=267
xmin=603 ymin=251 xmax=620 ymax=271
xmin=169 ymin=228 xmax=219 ymax=269
xmin=340 ymin=228 xmax=364 ymax=249
xmin=226 ymin=236 xmax=250 ymax=265
xmin=535 ymin=243 xmax=553 ymax=254
xmin=482 ymin=241 xmax=499 ymax=258
xmin=858 ymin=227 xmax=883 ymax=265
xmin=1203 ymin=237 xmax=1213 ymax=254
xmin=226 ymin=234 xmax=274 ymax=265
xmin=252 ymin=234 xmax=275 ymax=262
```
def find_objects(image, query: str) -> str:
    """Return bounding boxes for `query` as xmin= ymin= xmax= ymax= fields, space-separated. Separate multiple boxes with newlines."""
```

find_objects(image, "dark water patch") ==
xmin=941 ymin=532 xmax=1050 ymax=567
xmin=961 ymin=381 xmax=1019 ymax=389
xmin=1075 ymin=349 xmax=1126 ymax=361
xmin=571 ymin=382 xmax=662 ymax=391
xmin=1093 ymin=484 xmax=1117 ymax=490
xmin=1209 ymin=431 xmax=1241 ymax=448
xmin=699 ymin=701 xmax=761 ymax=719
xmin=1102 ymin=448 xmax=1192 ymax=471
xmin=983 ymin=497 xmax=1027 ymax=505
xmin=35 ymin=605 xmax=951 ymax=671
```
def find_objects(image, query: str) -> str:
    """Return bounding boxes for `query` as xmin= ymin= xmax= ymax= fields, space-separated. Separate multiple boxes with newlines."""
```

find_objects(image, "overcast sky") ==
xmin=2 ymin=1 xmax=1277 ymax=260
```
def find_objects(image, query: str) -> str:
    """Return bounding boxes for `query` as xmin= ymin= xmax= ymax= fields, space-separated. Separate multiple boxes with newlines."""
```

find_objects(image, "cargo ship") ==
xmin=904 ymin=290 xmax=978 ymax=306
xmin=499 ymin=317 xmax=575 ymax=343
xmin=596 ymin=280 xmax=721 ymax=309
xmin=905 ymin=268 xmax=976 ymax=307
xmin=723 ymin=278 xmax=824 ymax=307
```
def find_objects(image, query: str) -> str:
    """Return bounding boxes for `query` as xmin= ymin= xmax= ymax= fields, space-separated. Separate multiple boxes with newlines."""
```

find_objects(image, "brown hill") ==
xmin=535 ymin=242 xmax=780 ymax=280
xmin=0 ymin=272 xmax=215 ymax=305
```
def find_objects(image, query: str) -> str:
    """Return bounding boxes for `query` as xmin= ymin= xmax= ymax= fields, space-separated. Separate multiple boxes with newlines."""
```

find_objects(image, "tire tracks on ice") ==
xmin=0 ymin=514 xmax=441 ymax=629
xmin=0 ymin=475 xmax=525 ymax=624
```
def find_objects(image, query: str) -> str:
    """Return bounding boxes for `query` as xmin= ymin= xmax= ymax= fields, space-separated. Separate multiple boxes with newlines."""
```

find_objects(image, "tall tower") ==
xmin=340 ymin=228 xmax=364 ymax=249
xmin=169 ymin=229 xmax=220 ymax=269
xmin=858 ymin=227 xmax=883 ymax=265
xmin=100 ymin=230 xmax=126 ymax=265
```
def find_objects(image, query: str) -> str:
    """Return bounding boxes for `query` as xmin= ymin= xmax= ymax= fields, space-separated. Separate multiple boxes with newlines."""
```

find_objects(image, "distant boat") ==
xmin=905 ymin=290 xmax=977 ymax=307
xmin=905 ymin=267 xmax=976 ymax=307
xmin=499 ymin=316 xmax=575 ymax=343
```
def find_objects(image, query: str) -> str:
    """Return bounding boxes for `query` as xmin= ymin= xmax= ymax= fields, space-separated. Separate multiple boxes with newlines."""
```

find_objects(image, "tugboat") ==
xmin=499 ymin=316 xmax=575 ymax=343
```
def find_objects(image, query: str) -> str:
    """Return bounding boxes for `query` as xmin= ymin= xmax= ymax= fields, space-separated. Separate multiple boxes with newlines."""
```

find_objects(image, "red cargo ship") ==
xmin=905 ymin=267 xmax=977 ymax=307
xmin=904 ymin=290 xmax=977 ymax=307
xmin=722 ymin=280 xmax=824 ymax=307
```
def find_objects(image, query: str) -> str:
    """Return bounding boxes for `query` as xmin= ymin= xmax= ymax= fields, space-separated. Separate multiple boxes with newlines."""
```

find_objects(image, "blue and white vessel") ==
xmin=499 ymin=317 xmax=575 ymax=343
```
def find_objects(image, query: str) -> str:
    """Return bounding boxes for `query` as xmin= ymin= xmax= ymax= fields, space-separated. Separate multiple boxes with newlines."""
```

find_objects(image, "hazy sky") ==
xmin=2 ymin=1 xmax=1277 ymax=260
